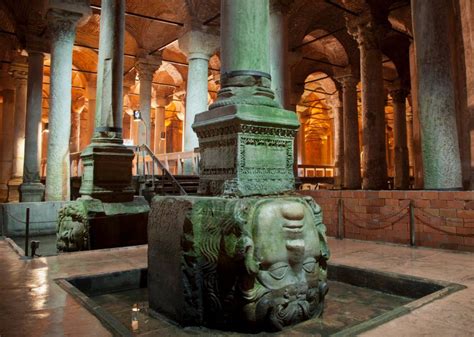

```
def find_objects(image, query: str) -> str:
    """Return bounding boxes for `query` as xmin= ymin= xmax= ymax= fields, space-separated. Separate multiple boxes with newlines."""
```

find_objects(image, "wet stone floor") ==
xmin=91 ymin=280 xmax=413 ymax=336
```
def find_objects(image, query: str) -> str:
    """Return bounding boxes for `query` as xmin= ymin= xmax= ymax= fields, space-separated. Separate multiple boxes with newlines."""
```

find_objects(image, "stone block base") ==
xmin=57 ymin=196 xmax=149 ymax=252
xmin=148 ymin=194 xmax=329 ymax=332
xmin=79 ymin=143 xmax=135 ymax=202
xmin=19 ymin=183 xmax=45 ymax=202
xmin=7 ymin=178 xmax=22 ymax=202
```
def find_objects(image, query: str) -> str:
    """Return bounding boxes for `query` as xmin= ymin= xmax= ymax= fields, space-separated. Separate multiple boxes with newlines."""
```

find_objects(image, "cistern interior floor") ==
xmin=1 ymin=0 xmax=474 ymax=336
xmin=0 ymin=238 xmax=474 ymax=337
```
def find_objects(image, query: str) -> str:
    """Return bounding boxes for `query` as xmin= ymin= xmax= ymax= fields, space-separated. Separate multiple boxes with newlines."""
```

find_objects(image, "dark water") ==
xmin=91 ymin=281 xmax=412 ymax=336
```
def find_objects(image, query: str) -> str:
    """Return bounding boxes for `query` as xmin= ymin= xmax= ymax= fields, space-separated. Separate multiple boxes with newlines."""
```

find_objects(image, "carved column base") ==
xmin=19 ymin=182 xmax=45 ymax=202
xmin=193 ymin=104 xmax=299 ymax=196
xmin=79 ymin=143 xmax=135 ymax=202
xmin=148 ymin=194 xmax=329 ymax=332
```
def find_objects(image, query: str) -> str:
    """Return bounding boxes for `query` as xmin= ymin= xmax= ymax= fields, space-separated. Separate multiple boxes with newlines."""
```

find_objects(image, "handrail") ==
xmin=137 ymin=144 xmax=187 ymax=195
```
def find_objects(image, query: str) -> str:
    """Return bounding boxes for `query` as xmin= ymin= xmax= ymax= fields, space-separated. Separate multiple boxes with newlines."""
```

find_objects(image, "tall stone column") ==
xmin=154 ymin=96 xmax=167 ymax=154
xmin=70 ymin=101 xmax=84 ymax=153
xmin=80 ymin=0 xmax=136 ymax=202
xmin=412 ymin=0 xmax=463 ymax=189
xmin=85 ymin=81 xmax=96 ymax=146
xmin=269 ymin=0 xmax=292 ymax=108
xmin=0 ymin=90 xmax=15 ymax=199
xmin=347 ymin=15 xmax=388 ymax=189
xmin=45 ymin=4 xmax=90 ymax=201
xmin=20 ymin=50 xmax=45 ymax=202
xmin=337 ymin=75 xmax=361 ymax=189
xmin=193 ymin=0 xmax=299 ymax=196
xmin=406 ymin=100 xmax=415 ymax=173
xmin=179 ymin=27 xmax=219 ymax=156
xmin=135 ymin=56 xmax=161 ymax=147
xmin=390 ymin=88 xmax=409 ymax=189
xmin=327 ymin=94 xmax=344 ymax=188
xmin=9 ymin=61 xmax=28 ymax=182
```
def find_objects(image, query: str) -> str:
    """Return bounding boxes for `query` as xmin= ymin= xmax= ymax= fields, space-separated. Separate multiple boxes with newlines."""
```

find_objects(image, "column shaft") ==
xmin=333 ymin=105 xmax=344 ymax=188
xmin=45 ymin=10 xmax=80 ymax=201
xmin=11 ymin=67 xmax=28 ymax=179
xmin=20 ymin=51 xmax=45 ymax=201
xmin=340 ymin=76 xmax=361 ymax=189
xmin=412 ymin=0 xmax=463 ymax=189
xmin=138 ymin=76 xmax=153 ymax=146
xmin=391 ymin=89 xmax=410 ymax=189
xmin=0 ymin=90 xmax=15 ymax=196
xmin=185 ymin=55 xmax=209 ymax=152
xmin=154 ymin=105 xmax=166 ymax=154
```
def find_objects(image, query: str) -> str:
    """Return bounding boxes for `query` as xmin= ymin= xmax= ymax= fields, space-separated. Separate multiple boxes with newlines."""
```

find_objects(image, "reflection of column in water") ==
xmin=131 ymin=303 xmax=139 ymax=331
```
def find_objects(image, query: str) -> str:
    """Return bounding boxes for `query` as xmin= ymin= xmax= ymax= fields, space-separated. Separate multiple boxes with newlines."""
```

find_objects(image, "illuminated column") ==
xmin=179 ymin=27 xmax=219 ymax=154
xmin=270 ymin=0 xmax=292 ymax=108
xmin=45 ymin=4 xmax=90 ymax=201
xmin=0 ymin=89 xmax=15 ymax=198
xmin=347 ymin=14 xmax=388 ymax=189
xmin=412 ymin=0 xmax=462 ymax=189
xmin=9 ymin=60 xmax=28 ymax=182
xmin=20 ymin=49 xmax=45 ymax=202
xmin=70 ymin=98 xmax=85 ymax=153
xmin=136 ymin=56 xmax=161 ymax=147
xmin=154 ymin=96 xmax=168 ymax=154
xmin=327 ymin=94 xmax=344 ymax=188
xmin=390 ymin=88 xmax=409 ymax=189
xmin=85 ymin=79 xmax=96 ymax=146
xmin=337 ymin=74 xmax=361 ymax=189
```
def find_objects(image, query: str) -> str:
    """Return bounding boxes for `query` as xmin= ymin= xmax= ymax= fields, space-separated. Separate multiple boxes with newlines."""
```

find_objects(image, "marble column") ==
xmin=9 ymin=61 xmax=28 ymax=182
xmin=0 ymin=89 xmax=15 ymax=199
xmin=347 ymin=16 xmax=388 ymax=189
xmin=270 ymin=0 xmax=292 ymax=108
xmin=154 ymin=97 xmax=167 ymax=154
xmin=412 ymin=0 xmax=463 ymax=189
xmin=179 ymin=27 xmax=219 ymax=154
xmin=390 ymin=88 xmax=410 ymax=189
xmin=79 ymin=0 xmax=136 ymax=202
xmin=136 ymin=57 xmax=161 ymax=147
xmin=327 ymin=94 xmax=344 ymax=188
xmin=337 ymin=75 xmax=361 ymax=189
xmin=85 ymin=81 xmax=96 ymax=146
xmin=70 ymin=102 xmax=83 ymax=153
xmin=20 ymin=51 xmax=45 ymax=202
xmin=406 ymin=101 xmax=415 ymax=174
xmin=45 ymin=8 xmax=86 ymax=201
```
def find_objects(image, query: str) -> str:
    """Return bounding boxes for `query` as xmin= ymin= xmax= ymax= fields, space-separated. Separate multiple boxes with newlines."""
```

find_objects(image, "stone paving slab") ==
xmin=0 ymin=238 xmax=473 ymax=336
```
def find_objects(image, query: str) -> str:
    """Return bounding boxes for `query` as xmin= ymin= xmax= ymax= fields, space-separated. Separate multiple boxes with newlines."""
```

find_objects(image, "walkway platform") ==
xmin=0 ymin=238 xmax=473 ymax=336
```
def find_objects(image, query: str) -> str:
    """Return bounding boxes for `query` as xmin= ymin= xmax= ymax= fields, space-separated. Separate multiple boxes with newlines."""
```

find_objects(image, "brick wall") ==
xmin=301 ymin=190 xmax=474 ymax=252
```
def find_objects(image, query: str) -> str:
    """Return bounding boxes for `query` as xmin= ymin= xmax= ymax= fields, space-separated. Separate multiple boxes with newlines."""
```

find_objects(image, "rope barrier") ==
xmin=343 ymin=204 xmax=409 ymax=224
xmin=414 ymin=215 xmax=474 ymax=237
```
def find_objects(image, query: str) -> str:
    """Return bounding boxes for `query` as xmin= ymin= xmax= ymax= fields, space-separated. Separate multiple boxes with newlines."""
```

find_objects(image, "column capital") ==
xmin=47 ymin=0 xmax=92 ymax=26
xmin=178 ymin=27 xmax=219 ymax=60
xmin=46 ymin=9 xmax=82 ymax=43
xmin=335 ymin=74 xmax=358 ymax=89
xmin=270 ymin=0 xmax=294 ymax=14
xmin=326 ymin=94 xmax=342 ymax=109
xmin=389 ymin=88 xmax=409 ymax=104
xmin=9 ymin=59 xmax=28 ymax=83
xmin=345 ymin=10 xmax=388 ymax=50
xmin=25 ymin=34 xmax=49 ymax=55
xmin=135 ymin=53 xmax=162 ymax=83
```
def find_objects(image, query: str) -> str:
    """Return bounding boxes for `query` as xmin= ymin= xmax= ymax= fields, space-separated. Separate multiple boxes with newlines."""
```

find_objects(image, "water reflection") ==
xmin=131 ymin=303 xmax=140 ymax=332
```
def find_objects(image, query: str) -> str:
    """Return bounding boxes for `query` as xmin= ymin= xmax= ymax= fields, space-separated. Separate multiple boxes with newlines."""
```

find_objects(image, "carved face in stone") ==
xmin=56 ymin=204 xmax=89 ymax=252
xmin=240 ymin=198 xmax=328 ymax=330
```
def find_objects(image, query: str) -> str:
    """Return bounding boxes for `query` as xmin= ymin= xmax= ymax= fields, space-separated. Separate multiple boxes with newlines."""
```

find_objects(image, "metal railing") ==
xmin=134 ymin=144 xmax=187 ymax=195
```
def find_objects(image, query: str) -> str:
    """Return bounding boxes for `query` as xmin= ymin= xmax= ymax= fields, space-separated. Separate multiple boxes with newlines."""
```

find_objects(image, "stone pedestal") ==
xmin=57 ymin=196 xmax=149 ymax=252
xmin=194 ymin=103 xmax=299 ymax=196
xmin=148 ymin=194 xmax=329 ymax=331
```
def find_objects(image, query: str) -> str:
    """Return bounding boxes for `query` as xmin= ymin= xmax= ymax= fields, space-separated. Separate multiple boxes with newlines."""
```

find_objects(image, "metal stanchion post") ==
xmin=24 ymin=208 xmax=30 ymax=257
